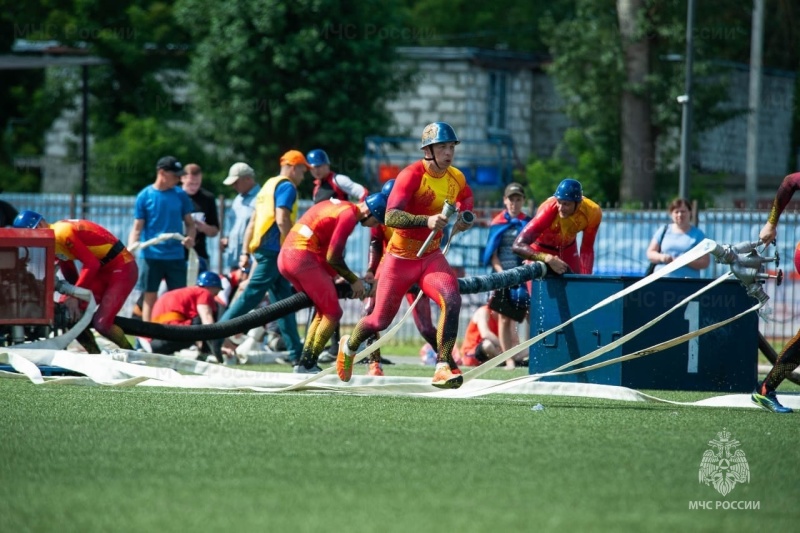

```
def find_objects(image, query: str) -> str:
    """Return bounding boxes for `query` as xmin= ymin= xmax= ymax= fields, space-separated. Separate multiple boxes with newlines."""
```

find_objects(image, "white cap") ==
xmin=223 ymin=162 xmax=255 ymax=185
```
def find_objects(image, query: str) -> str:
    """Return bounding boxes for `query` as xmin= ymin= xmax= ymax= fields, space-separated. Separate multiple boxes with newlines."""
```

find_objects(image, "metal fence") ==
xmin=3 ymin=192 xmax=798 ymax=346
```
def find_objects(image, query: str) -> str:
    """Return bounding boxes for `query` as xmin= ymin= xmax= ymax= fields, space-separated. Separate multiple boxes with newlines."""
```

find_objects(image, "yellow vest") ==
xmin=248 ymin=175 xmax=299 ymax=253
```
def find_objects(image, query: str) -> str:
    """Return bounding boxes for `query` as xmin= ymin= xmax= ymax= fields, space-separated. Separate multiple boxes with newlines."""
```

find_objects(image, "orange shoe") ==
xmin=432 ymin=362 xmax=463 ymax=389
xmin=367 ymin=361 xmax=384 ymax=377
xmin=336 ymin=335 xmax=355 ymax=382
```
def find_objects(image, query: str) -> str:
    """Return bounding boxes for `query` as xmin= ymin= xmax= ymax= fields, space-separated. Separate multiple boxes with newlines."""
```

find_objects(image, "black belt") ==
xmin=100 ymin=240 xmax=125 ymax=266
xmin=533 ymin=240 xmax=575 ymax=251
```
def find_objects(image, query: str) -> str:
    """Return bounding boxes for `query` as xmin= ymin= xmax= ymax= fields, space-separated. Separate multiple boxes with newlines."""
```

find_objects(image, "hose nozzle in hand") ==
xmin=417 ymin=200 xmax=457 ymax=258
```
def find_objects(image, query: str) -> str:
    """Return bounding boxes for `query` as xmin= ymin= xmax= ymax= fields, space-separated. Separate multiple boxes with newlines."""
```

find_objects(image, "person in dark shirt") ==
xmin=182 ymin=163 xmax=220 ymax=262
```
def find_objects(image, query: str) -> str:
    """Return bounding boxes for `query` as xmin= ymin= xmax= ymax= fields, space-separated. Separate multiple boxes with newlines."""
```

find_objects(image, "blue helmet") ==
xmin=306 ymin=149 xmax=330 ymax=167
xmin=380 ymin=179 xmax=395 ymax=197
xmin=554 ymin=178 xmax=583 ymax=203
xmin=365 ymin=192 xmax=388 ymax=224
xmin=13 ymin=210 xmax=44 ymax=229
xmin=508 ymin=285 xmax=530 ymax=309
xmin=197 ymin=271 xmax=222 ymax=288
xmin=420 ymin=122 xmax=460 ymax=150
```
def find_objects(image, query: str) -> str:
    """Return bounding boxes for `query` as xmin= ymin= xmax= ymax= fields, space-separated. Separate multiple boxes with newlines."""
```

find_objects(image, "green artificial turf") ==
xmin=1 ymin=369 xmax=798 ymax=533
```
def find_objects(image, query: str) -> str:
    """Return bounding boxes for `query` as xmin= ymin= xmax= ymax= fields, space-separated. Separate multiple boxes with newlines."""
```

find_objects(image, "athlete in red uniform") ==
xmin=511 ymin=178 xmax=602 ymax=275
xmin=13 ymin=210 xmax=138 ymax=352
xmin=752 ymin=171 xmax=800 ymax=413
xmin=336 ymin=122 xmax=474 ymax=389
xmin=147 ymin=271 xmax=224 ymax=360
xmin=278 ymin=196 xmax=381 ymax=373
xmin=362 ymin=180 xmax=439 ymax=377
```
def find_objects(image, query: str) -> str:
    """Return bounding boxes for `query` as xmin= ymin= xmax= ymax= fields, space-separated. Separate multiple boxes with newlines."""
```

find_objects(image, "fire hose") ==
xmin=114 ymin=262 xmax=548 ymax=342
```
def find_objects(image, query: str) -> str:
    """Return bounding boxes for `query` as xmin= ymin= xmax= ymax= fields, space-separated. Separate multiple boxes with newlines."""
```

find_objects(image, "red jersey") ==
xmin=385 ymin=160 xmax=473 ymax=259
xmin=49 ymin=219 xmax=134 ymax=288
xmin=282 ymin=199 xmax=361 ymax=283
xmin=151 ymin=286 xmax=217 ymax=325
xmin=516 ymin=196 xmax=602 ymax=274
xmin=460 ymin=306 xmax=498 ymax=355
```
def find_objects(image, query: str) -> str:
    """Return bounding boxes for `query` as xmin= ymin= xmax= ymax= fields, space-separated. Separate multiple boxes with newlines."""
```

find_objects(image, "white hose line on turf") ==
xmin=461 ymin=238 xmax=720 ymax=383
xmin=130 ymin=233 xmax=199 ymax=285
xmin=2 ymin=348 xmax=797 ymax=410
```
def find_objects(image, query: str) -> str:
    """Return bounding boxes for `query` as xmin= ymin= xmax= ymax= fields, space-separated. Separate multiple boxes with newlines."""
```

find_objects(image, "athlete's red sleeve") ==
xmin=514 ymin=201 xmax=558 ymax=249
xmin=326 ymin=208 xmax=360 ymax=283
xmin=64 ymin=228 xmax=104 ymax=289
xmin=579 ymin=208 xmax=602 ymax=274
xmin=455 ymin=183 xmax=474 ymax=213
xmin=385 ymin=164 xmax=425 ymax=227
xmin=767 ymin=172 xmax=800 ymax=225
xmin=367 ymin=225 xmax=384 ymax=274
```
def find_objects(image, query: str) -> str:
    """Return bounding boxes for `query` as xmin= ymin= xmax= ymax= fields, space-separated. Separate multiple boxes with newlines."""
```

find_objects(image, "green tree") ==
xmin=174 ymin=0 xmax=413 ymax=192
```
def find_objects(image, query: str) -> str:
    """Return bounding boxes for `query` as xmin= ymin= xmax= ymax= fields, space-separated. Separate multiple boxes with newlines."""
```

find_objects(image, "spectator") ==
xmin=0 ymin=193 xmax=19 ymax=227
xmin=181 ymin=163 xmax=220 ymax=264
xmin=145 ymin=271 xmax=225 ymax=362
xmin=307 ymin=148 xmax=369 ymax=358
xmin=218 ymin=150 xmax=308 ymax=365
xmin=482 ymin=182 xmax=532 ymax=368
xmin=751 ymin=170 xmax=800 ymax=413
xmin=645 ymin=198 xmax=710 ymax=278
xmin=459 ymin=304 xmax=502 ymax=367
xmin=361 ymin=179 xmax=439 ymax=377
xmin=512 ymin=178 xmax=602 ymax=275
xmin=13 ymin=210 xmax=138 ymax=353
xmin=336 ymin=121 xmax=474 ymax=389
xmin=278 ymin=195 xmax=382 ymax=373
xmin=128 ymin=156 xmax=196 ymax=322
xmin=307 ymin=148 xmax=368 ymax=203
xmin=220 ymin=162 xmax=260 ymax=274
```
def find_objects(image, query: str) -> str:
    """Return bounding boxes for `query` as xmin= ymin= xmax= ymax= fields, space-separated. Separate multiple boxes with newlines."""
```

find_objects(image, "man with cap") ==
xmin=278 ymin=193 xmax=383 ymax=373
xmin=128 ymin=155 xmax=197 ymax=322
xmin=336 ymin=121 xmax=475 ymax=389
xmin=220 ymin=162 xmax=260 ymax=273
xmin=144 ymin=271 xmax=226 ymax=362
xmin=512 ymin=178 xmax=602 ymax=275
xmin=306 ymin=148 xmax=368 ymax=204
xmin=482 ymin=182 xmax=532 ymax=368
xmin=217 ymin=150 xmax=308 ymax=365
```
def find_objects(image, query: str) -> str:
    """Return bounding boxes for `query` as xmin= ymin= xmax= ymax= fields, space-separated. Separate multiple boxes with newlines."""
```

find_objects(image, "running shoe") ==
xmin=367 ymin=361 xmax=384 ymax=377
xmin=293 ymin=364 xmax=322 ymax=374
xmin=751 ymin=389 xmax=793 ymax=413
xmin=336 ymin=335 xmax=355 ymax=382
xmin=432 ymin=362 xmax=463 ymax=389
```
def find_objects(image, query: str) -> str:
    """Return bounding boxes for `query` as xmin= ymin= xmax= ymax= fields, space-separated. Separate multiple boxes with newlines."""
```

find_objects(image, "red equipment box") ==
xmin=0 ymin=228 xmax=55 ymax=325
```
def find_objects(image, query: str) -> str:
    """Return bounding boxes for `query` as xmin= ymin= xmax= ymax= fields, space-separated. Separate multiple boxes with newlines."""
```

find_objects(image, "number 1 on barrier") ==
xmin=684 ymin=301 xmax=700 ymax=373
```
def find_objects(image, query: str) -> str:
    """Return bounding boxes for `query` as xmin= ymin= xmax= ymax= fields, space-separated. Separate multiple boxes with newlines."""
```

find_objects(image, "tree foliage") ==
xmin=174 ymin=0 xmax=413 ymax=194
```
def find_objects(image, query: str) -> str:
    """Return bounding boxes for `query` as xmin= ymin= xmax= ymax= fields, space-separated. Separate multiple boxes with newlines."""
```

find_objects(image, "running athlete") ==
xmin=278 ymin=195 xmax=382 ymax=373
xmin=13 ymin=210 xmax=138 ymax=353
xmin=752 ymin=170 xmax=800 ymax=413
xmin=362 ymin=180 xmax=439 ymax=377
xmin=336 ymin=121 xmax=474 ymax=389
xmin=511 ymin=178 xmax=602 ymax=275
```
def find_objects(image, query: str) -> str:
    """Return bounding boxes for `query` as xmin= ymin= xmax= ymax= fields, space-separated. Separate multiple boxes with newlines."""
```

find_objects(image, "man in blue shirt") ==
xmin=128 ymin=156 xmax=197 ymax=322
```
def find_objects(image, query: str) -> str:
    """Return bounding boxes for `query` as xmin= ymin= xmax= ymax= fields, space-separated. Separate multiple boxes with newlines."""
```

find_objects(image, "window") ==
xmin=487 ymin=71 xmax=507 ymax=132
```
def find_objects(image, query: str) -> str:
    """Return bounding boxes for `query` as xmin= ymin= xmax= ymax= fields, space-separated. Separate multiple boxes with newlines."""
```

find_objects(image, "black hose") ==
xmin=115 ymin=262 xmax=546 ymax=341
